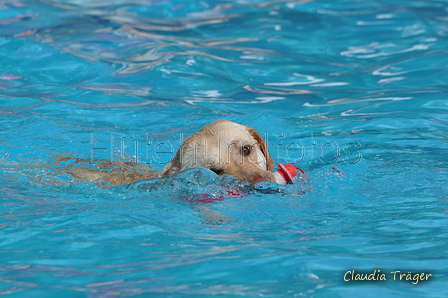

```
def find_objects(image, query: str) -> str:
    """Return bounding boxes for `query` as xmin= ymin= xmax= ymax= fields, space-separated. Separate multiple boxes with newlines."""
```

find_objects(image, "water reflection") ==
xmin=1 ymin=0 xmax=447 ymax=110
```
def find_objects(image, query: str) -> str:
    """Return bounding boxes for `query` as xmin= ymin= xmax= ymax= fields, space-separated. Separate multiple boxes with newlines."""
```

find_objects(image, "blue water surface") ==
xmin=1 ymin=0 xmax=448 ymax=297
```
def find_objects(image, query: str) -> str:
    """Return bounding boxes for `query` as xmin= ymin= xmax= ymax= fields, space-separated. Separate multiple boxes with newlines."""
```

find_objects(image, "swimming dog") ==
xmin=56 ymin=119 xmax=295 ymax=187
xmin=161 ymin=119 xmax=278 ymax=183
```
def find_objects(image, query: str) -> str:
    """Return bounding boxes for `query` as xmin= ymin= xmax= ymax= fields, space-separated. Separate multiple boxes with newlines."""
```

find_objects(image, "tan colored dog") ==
xmin=56 ymin=120 xmax=282 ymax=186
xmin=162 ymin=119 xmax=277 ymax=183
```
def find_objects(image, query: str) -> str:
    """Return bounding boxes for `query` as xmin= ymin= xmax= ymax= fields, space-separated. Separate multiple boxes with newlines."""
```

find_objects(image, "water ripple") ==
xmin=1 ymin=1 xmax=448 ymax=297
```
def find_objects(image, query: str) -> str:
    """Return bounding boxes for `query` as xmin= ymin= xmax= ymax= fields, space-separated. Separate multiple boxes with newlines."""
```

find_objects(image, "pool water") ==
xmin=1 ymin=0 xmax=448 ymax=297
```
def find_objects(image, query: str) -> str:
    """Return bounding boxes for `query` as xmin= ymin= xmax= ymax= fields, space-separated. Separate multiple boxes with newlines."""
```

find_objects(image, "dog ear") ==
xmin=246 ymin=126 xmax=275 ymax=171
xmin=161 ymin=151 xmax=182 ymax=176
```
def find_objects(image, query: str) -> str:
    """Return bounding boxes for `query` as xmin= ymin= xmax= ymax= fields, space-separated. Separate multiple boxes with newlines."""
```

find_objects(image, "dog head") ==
xmin=162 ymin=120 xmax=275 ymax=182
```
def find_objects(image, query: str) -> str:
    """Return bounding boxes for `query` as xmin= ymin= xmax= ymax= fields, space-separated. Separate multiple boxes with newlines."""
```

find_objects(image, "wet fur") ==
xmin=162 ymin=120 xmax=275 ymax=183
xmin=57 ymin=120 xmax=275 ymax=186
xmin=24 ymin=120 xmax=275 ymax=225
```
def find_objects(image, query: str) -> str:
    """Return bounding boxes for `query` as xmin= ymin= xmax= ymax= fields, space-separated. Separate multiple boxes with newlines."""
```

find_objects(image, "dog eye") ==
xmin=242 ymin=145 xmax=252 ymax=156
